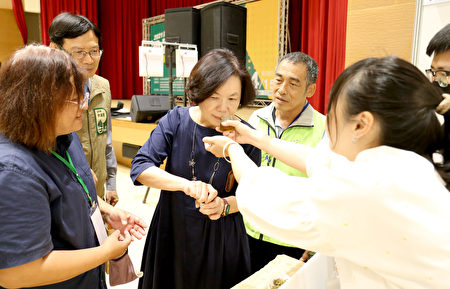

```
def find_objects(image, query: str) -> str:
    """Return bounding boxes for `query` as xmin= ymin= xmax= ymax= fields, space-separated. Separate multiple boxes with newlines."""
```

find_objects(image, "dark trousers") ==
xmin=248 ymin=235 xmax=305 ymax=274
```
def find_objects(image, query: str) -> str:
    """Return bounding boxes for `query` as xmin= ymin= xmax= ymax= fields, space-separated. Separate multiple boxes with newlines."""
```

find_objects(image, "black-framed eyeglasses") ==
xmin=425 ymin=69 xmax=450 ymax=88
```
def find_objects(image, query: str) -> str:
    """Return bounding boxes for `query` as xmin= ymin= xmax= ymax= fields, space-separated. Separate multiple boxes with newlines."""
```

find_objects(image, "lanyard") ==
xmin=50 ymin=150 xmax=93 ymax=205
xmin=265 ymin=102 xmax=310 ymax=165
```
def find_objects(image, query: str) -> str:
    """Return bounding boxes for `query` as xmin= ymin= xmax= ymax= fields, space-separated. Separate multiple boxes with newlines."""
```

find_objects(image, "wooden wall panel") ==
xmin=0 ymin=9 xmax=23 ymax=64
xmin=345 ymin=0 xmax=416 ymax=67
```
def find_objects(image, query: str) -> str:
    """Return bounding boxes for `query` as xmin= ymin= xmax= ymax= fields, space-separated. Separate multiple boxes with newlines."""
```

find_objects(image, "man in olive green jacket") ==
xmin=247 ymin=52 xmax=326 ymax=272
xmin=49 ymin=13 xmax=118 ymax=205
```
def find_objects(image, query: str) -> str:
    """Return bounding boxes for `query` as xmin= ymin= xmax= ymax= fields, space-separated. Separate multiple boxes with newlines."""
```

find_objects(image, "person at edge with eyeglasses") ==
xmin=426 ymin=23 xmax=450 ymax=187
xmin=49 ymin=12 xmax=119 ymax=207
xmin=426 ymin=24 xmax=450 ymax=95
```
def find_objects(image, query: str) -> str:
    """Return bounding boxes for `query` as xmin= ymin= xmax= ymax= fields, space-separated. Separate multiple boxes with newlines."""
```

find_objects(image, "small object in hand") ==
xmin=220 ymin=115 xmax=235 ymax=132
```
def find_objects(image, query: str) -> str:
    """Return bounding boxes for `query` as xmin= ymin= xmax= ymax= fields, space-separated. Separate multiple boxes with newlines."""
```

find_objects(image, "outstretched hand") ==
xmin=203 ymin=135 xmax=235 ymax=158
xmin=215 ymin=119 xmax=259 ymax=145
xmin=104 ymin=207 xmax=148 ymax=240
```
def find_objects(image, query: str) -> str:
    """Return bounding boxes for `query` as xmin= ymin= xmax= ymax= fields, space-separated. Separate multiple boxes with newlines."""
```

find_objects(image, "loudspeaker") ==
xmin=122 ymin=143 xmax=141 ymax=159
xmin=165 ymin=7 xmax=200 ymax=45
xmin=130 ymin=95 xmax=170 ymax=123
xmin=200 ymin=2 xmax=247 ymax=63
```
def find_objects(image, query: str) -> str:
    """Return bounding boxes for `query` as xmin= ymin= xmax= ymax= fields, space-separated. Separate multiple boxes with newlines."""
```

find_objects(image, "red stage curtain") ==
xmin=288 ymin=0 xmax=302 ymax=52
xmin=301 ymin=0 xmax=347 ymax=114
xmin=12 ymin=0 xmax=27 ymax=44
xmin=98 ymin=0 xmax=149 ymax=99
xmin=40 ymin=0 xmax=98 ymax=45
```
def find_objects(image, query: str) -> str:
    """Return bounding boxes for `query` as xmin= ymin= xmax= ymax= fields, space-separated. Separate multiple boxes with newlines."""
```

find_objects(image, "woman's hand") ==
xmin=216 ymin=119 xmax=261 ymax=145
xmin=103 ymin=206 xmax=147 ymax=240
xmin=203 ymin=135 xmax=235 ymax=158
xmin=102 ymin=230 xmax=132 ymax=260
xmin=183 ymin=181 xmax=218 ymax=208
xmin=199 ymin=197 xmax=224 ymax=220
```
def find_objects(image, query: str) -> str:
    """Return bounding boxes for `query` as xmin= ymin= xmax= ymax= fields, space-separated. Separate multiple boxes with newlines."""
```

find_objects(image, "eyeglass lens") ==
xmin=426 ymin=70 xmax=449 ymax=87
xmin=72 ymin=50 xmax=102 ymax=59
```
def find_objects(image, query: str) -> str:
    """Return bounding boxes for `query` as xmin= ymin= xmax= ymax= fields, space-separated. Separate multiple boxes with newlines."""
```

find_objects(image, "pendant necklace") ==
xmin=189 ymin=123 xmax=220 ymax=184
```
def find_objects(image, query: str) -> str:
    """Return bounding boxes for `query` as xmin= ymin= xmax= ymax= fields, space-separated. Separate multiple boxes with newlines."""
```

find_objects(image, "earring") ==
xmin=352 ymin=132 xmax=359 ymax=144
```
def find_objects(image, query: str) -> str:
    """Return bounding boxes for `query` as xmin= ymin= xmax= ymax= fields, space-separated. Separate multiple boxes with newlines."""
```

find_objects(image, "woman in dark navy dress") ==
xmin=131 ymin=48 xmax=260 ymax=289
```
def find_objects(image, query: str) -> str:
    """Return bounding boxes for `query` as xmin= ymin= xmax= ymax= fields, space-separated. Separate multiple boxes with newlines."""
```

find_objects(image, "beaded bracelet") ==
xmin=222 ymin=140 xmax=238 ymax=163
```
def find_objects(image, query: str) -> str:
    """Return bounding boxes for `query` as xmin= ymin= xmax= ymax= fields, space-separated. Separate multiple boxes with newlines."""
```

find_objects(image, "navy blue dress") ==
xmin=131 ymin=106 xmax=260 ymax=289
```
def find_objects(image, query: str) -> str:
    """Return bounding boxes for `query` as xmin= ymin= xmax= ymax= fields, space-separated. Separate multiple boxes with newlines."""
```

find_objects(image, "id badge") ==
xmin=90 ymin=201 xmax=108 ymax=245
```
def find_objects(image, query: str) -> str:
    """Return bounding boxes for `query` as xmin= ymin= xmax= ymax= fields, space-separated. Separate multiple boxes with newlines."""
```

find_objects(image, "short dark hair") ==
xmin=426 ymin=24 xmax=450 ymax=57
xmin=0 ymin=45 xmax=85 ymax=151
xmin=186 ymin=48 xmax=255 ymax=106
xmin=327 ymin=56 xmax=449 ymax=187
xmin=276 ymin=52 xmax=319 ymax=85
xmin=49 ymin=12 xmax=101 ymax=48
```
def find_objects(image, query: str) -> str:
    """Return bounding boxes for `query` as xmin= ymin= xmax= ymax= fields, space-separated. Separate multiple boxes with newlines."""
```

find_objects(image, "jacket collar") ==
xmin=55 ymin=133 xmax=73 ymax=154
xmin=255 ymin=102 xmax=315 ymax=129
xmin=89 ymin=75 xmax=106 ymax=97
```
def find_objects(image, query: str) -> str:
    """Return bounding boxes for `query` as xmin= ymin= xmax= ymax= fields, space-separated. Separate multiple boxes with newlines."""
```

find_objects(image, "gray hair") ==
xmin=276 ymin=52 xmax=319 ymax=85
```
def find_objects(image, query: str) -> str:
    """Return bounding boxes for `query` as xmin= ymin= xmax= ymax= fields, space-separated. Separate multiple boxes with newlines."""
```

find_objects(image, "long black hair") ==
xmin=327 ymin=56 xmax=449 ymax=189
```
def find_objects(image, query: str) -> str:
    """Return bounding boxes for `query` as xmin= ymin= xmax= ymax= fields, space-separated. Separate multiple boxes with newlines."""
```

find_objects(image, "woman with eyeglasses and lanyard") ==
xmin=0 ymin=45 xmax=147 ymax=289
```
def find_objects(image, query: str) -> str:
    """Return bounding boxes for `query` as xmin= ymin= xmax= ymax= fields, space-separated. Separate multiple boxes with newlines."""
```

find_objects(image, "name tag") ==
xmin=90 ymin=201 xmax=107 ymax=245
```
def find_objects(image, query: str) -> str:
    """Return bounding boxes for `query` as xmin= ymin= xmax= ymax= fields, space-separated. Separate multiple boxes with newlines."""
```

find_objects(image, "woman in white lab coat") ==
xmin=202 ymin=56 xmax=450 ymax=289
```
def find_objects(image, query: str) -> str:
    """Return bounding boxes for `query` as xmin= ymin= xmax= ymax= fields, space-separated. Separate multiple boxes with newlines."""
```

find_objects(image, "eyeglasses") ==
xmin=66 ymin=93 xmax=89 ymax=109
xmin=425 ymin=69 xmax=450 ymax=87
xmin=66 ymin=48 xmax=103 ymax=60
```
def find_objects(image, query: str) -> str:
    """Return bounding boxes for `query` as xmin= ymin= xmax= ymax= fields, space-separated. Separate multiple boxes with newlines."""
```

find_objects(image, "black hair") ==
xmin=186 ymin=48 xmax=255 ymax=106
xmin=276 ymin=52 xmax=319 ymax=85
xmin=426 ymin=24 xmax=450 ymax=57
xmin=48 ymin=12 xmax=101 ymax=48
xmin=327 ymin=56 xmax=449 ymax=188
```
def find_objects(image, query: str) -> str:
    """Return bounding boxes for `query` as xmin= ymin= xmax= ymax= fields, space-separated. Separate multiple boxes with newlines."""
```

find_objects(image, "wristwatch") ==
xmin=221 ymin=198 xmax=230 ymax=217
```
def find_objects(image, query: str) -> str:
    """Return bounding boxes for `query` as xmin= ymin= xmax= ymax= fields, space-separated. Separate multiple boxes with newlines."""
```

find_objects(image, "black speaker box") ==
xmin=130 ymin=95 xmax=170 ymax=123
xmin=200 ymin=2 xmax=247 ymax=63
xmin=165 ymin=7 xmax=200 ymax=45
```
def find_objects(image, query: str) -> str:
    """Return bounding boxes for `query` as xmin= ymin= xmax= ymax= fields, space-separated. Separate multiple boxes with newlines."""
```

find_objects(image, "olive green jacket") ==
xmin=76 ymin=75 xmax=117 ymax=198
xmin=246 ymin=102 xmax=326 ymax=247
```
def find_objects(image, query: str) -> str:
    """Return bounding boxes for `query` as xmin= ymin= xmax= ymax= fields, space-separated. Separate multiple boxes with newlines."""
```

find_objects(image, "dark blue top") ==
xmin=0 ymin=133 xmax=104 ymax=289
xmin=131 ymin=106 xmax=261 ymax=289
